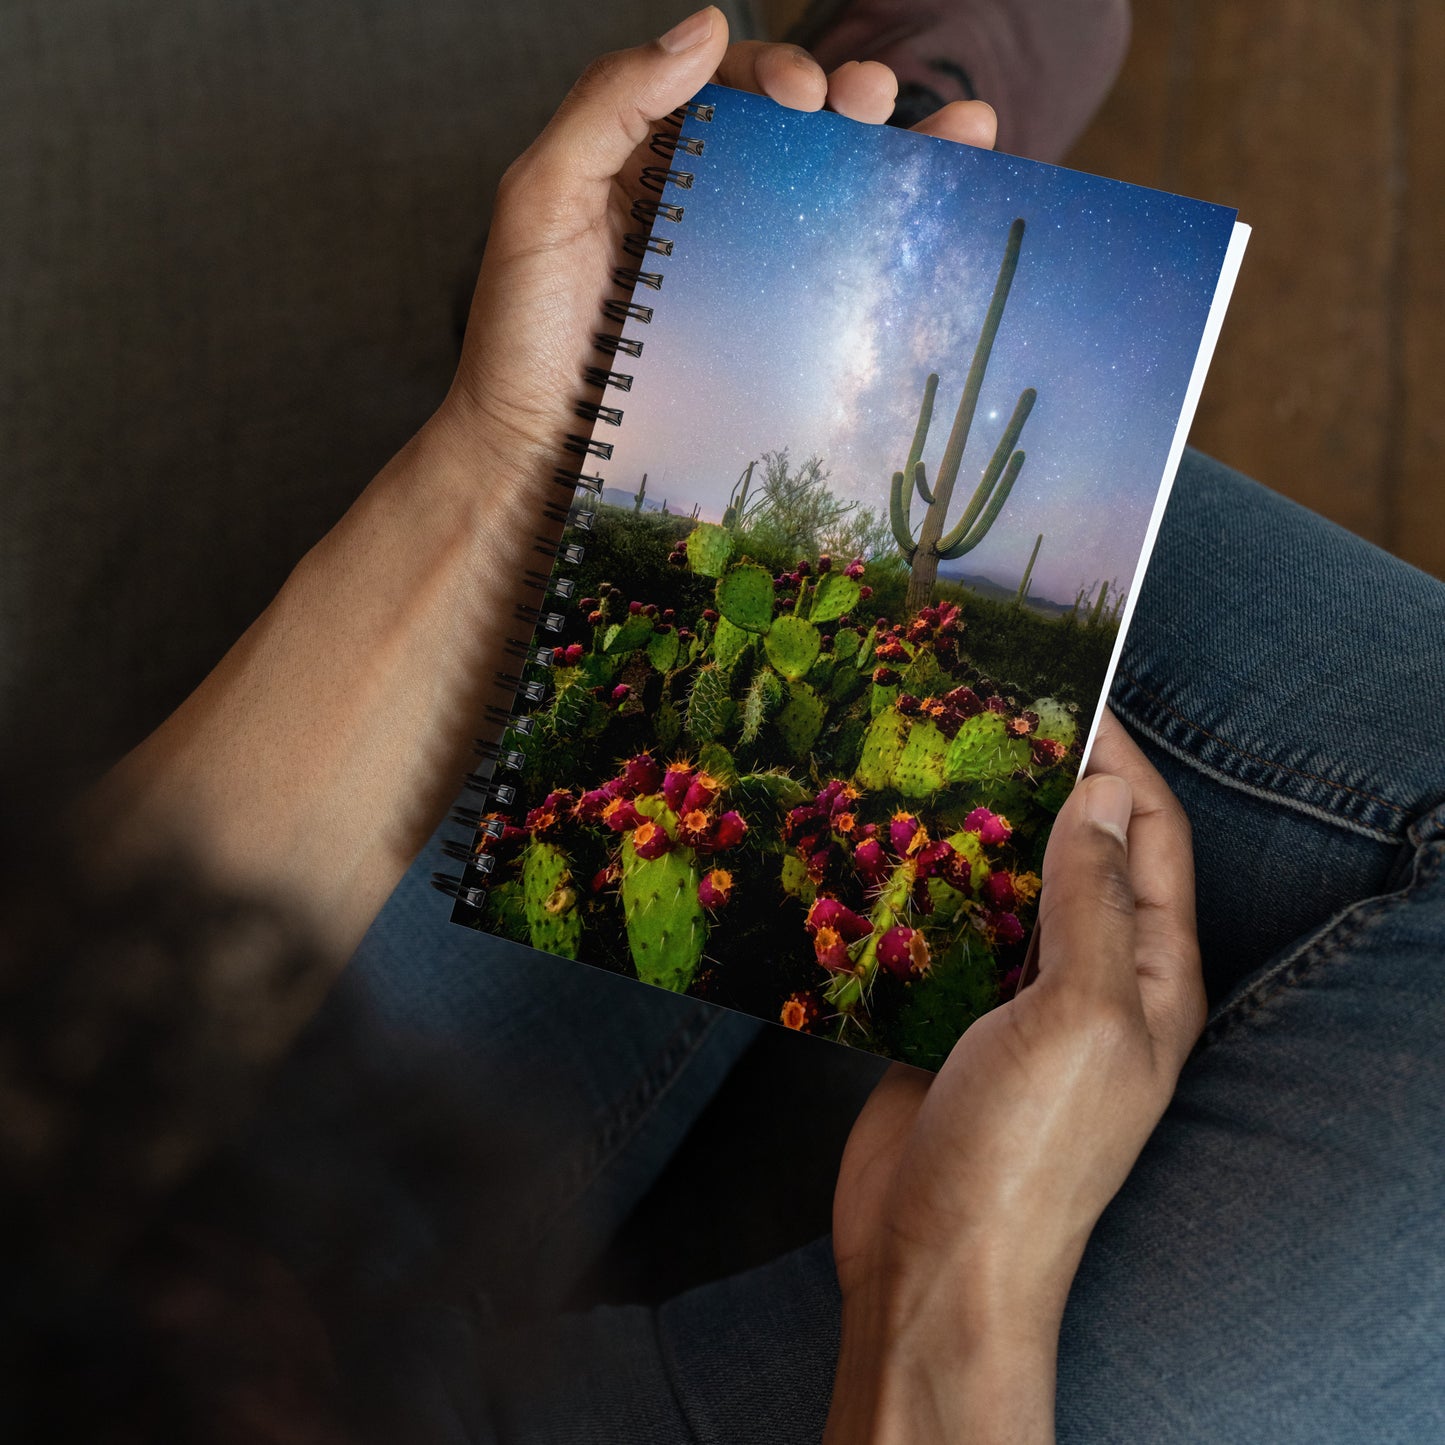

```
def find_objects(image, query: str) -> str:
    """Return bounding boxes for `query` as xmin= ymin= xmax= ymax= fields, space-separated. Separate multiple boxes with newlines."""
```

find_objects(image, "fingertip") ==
xmin=909 ymin=98 xmax=998 ymax=149
xmin=761 ymin=43 xmax=828 ymax=111
xmin=1080 ymin=774 xmax=1132 ymax=850
xmin=825 ymin=59 xmax=898 ymax=125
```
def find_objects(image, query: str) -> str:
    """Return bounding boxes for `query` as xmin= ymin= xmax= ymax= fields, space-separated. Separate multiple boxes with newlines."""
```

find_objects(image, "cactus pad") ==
xmin=716 ymin=563 xmax=775 ymax=633
xmin=646 ymin=627 xmax=680 ymax=674
xmin=710 ymin=615 xmax=752 ymax=671
xmin=870 ymin=681 xmax=900 ymax=717
xmin=893 ymin=719 xmax=949 ymax=798
xmin=777 ymin=681 xmax=826 ymax=759
xmin=809 ymin=571 xmax=861 ymax=623
xmin=900 ymin=648 xmax=943 ymax=697
xmin=740 ymin=665 xmax=784 ymax=745
xmin=832 ymin=627 xmax=862 ymax=665
xmin=944 ymin=712 xmax=1013 ymax=782
xmin=828 ymin=664 xmax=866 ymax=704
xmin=856 ymin=710 xmax=910 ymax=790
xmin=697 ymin=741 xmax=738 ymax=787
xmin=522 ymin=840 xmax=582 ymax=959
xmin=621 ymin=838 xmax=706 ymax=992
xmin=685 ymin=663 xmax=733 ymax=743
xmin=1030 ymin=697 xmax=1078 ymax=749
xmin=685 ymin=521 xmax=735 ymax=577
xmin=603 ymin=614 xmax=654 ymax=655
xmin=765 ymin=615 xmax=822 ymax=682
xmin=654 ymin=698 xmax=681 ymax=749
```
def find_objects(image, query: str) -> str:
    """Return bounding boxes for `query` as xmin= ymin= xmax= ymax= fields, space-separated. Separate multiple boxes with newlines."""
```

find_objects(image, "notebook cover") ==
xmin=448 ymin=82 xmax=1248 ymax=1070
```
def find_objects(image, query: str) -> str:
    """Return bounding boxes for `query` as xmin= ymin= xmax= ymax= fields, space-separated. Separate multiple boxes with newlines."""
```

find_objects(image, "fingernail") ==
xmin=1083 ymin=774 xmax=1131 ymax=850
xmin=658 ymin=6 xmax=714 ymax=53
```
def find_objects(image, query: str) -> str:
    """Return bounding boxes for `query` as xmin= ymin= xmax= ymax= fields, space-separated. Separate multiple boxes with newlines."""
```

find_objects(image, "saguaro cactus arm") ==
xmin=906 ymin=374 xmax=939 ymax=502
xmin=888 ymin=470 xmax=916 ymax=560
xmin=939 ymin=449 xmax=1027 ymax=560
xmin=935 ymin=387 xmax=1036 ymax=558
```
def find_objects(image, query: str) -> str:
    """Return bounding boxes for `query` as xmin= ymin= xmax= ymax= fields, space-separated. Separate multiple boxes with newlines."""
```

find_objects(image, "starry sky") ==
xmin=610 ymin=83 xmax=1237 ymax=605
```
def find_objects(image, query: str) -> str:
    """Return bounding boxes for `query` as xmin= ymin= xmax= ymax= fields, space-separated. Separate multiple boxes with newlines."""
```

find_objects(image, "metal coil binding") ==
xmin=437 ymin=96 xmax=714 ymax=921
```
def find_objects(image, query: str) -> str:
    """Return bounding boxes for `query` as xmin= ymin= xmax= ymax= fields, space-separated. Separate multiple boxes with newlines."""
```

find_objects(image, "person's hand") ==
xmin=826 ymin=710 xmax=1207 ymax=1444
xmin=424 ymin=4 xmax=999 ymax=499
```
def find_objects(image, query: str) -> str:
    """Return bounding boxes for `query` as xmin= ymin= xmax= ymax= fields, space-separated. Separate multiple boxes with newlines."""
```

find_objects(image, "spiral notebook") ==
xmin=435 ymin=82 xmax=1249 ymax=1069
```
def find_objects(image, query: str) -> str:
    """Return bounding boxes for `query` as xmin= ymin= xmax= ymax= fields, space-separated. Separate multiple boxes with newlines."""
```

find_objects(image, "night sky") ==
xmin=610 ymin=83 xmax=1237 ymax=605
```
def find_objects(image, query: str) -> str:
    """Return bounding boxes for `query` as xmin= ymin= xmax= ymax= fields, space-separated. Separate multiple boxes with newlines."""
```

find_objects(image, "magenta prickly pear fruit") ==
xmin=873 ymin=666 xmax=901 ymax=686
xmin=806 ymin=896 xmax=873 ymax=941
xmin=661 ymin=762 xmax=695 ymax=812
xmin=561 ymin=642 xmax=585 ymax=665
xmin=915 ymin=839 xmax=956 ymax=879
xmin=628 ymin=600 xmax=643 ymax=615
xmin=602 ymin=797 xmax=642 ymax=832
xmin=698 ymin=867 xmax=733 ymax=909
xmin=610 ymin=683 xmax=631 ymax=705
xmin=816 ymin=554 xmax=832 ymax=573
xmin=712 ymin=810 xmax=747 ymax=849
xmin=985 ymin=695 xmax=1009 ymax=715
xmin=702 ymin=608 xmax=719 ymax=622
xmin=813 ymin=925 xmax=852 ymax=972
xmin=578 ymin=597 xmax=598 ymax=612
xmin=986 ymin=910 xmax=1025 ymax=946
xmin=964 ymin=807 xmax=1012 ymax=846
xmin=1031 ymin=737 xmax=1066 ymax=767
xmin=587 ymin=610 xmax=604 ymax=626
xmin=677 ymin=807 xmax=713 ymax=846
xmin=682 ymin=771 xmax=720 ymax=813
xmin=896 ymin=693 xmax=921 ymax=715
xmin=983 ymin=871 xmax=1017 ymax=910
xmin=878 ymin=925 xmax=930 ymax=979
xmin=780 ymin=991 xmax=820 ymax=1030
xmin=631 ymin=819 xmax=672 ymax=861
xmin=620 ymin=752 xmax=662 ymax=796
xmin=844 ymin=558 xmax=865 ymax=579
xmin=889 ymin=812 xmax=922 ymax=857
xmin=859 ymin=585 xmax=873 ymax=600
xmin=853 ymin=837 xmax=888 ymax=880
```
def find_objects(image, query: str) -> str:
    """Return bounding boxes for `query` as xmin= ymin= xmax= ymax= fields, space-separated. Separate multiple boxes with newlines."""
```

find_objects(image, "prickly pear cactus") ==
xmin=776 ymin=681 xmax=825 ymax=759
xmin=697 ymin=741 xmax=738 ymax=786
xmin=603 ymin=614 xmax=654 ymax=655
xmin=900 ymin=649 xmax=944 ymax=696
xmin=856 ymin=710 xmax=910 ymax=790
xmin=655 ymin=698 xmax=681 ymax=749
xmin=944 ymin=828 xmax=990 ymax=892
xmin=828 ymin=664 xmax=866 ymax=704
xmin=944 ymin=712 xmax=1013 ymax=783
xmin=621 ymin=837 xmax=706 ymax=992
xmin=711 ymin=615 xmax=753 ymax=670
xmin=686 ymin=663 xmax=733 ymax=743
xmin=832 ymin=627 xmax=862 ymax=665
xmin=740 ymin=665 xmax=785 ymax=745
xmin=893 ymin=719 xmax=949 ymax=798
xmin=522 ymin=840 xmax=582 ymax=959
xmin=1031 ymin=697 xmax=1078 ymax=749
xmin=647 ymin=627 xmax=680 ymax=674
xmin=686 ymin=521 xmax=735 ymax=577
xmin=809 ymin=572 xmax=860 ymax=623
xmin=716 ymin=563 xmax=775 ymax=634
xmin=764 ymin=615 xmax=822 ymax=681
xmin=870 ymin=681 xmax=900 ymax=717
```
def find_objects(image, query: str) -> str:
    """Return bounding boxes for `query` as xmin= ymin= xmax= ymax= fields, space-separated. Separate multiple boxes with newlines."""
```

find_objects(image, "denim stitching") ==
xmin=1193 ymin=837 xmax=1444 ymax=1052
xmin=1112 ymin=697 xmax=1405 ymax=846
xmin=1116 ymin=666 xmax=1410 ymax=822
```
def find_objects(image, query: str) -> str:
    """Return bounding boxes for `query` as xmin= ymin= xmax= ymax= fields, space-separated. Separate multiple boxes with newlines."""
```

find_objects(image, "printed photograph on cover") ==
xmin=466 ymin=83 xmax=1239 ymax=1068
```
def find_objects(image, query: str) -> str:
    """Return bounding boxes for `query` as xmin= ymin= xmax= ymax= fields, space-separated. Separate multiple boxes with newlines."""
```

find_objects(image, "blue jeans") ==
xmin=296 ymin=451 xmax=1445 ymax=1442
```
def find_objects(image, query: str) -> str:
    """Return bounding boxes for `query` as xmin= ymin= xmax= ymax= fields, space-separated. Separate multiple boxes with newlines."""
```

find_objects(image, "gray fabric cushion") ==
xmin=1 ymin=0 xmax=750 ymax=789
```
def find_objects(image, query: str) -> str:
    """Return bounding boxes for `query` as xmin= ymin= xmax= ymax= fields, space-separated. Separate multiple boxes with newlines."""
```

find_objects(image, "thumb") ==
xmin=1035 ymin=772 xmax=1141 ymax=1012
xmin=514 ymin=7 xmax=728 ymax=214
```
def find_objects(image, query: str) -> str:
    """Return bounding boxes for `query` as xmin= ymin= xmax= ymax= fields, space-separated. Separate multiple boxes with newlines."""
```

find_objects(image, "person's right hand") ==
xmin=827 ymin=710 xmax=1206 ymax=1443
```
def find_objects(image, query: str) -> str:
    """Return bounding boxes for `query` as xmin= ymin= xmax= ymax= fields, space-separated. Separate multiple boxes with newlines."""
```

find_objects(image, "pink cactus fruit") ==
xmin=698 ymin=867 xmax=733 ymax=909
xmin=963 ymin=807 xmax=1013 ymax=847
xmin=661 ymin=762 xmax=695 ymax=812
xmin=914 ymin=839 xmax=956 ymax=880
xmin=712 ymin=810 xmax=748 ymax=849
xmin=610 ymin=683 xmax=631 ymax=705
xmin=619 ymin=752 xmax=662 ymax=796
xmin=889 ymin=812 xmax=923 ymax=858
xmin=843 ymin=557 xmax=866 ymax=579
xmin=677 ymin=808 xmax=713 ymax=846
xmin=631 ymin=819 xmax=672 ymax=861
xmin=812 ymin=925 xmax=853 ymax=973
xmin=601 ymin=797 xmax=643 ymax=832
xmin=816 ymin=554 xmax=832 ymax=573
xmin=806 ymin=896 xmax=873 ymax=942
xmin=878 ymin=925 xmax=931 ymax=979
xmin=853 ymin=837 xmax=888 ymax=881
xmin=682 ymin=770 xmax=720 ymax=814
xmin=983 ymin=870 xmax=1018 ymax=911
xmin=986 ymin=910 xmax=1025 ymax=946
xmin=561 ymin=642 xmax=585 ymax=666
xmin=780 ymin=991 xmax=821 ymax=1031
xmin=1031 ymin=736 xmax=1066 ymax=768
xmin=984 ymin=695 xmax=1009 ymax=716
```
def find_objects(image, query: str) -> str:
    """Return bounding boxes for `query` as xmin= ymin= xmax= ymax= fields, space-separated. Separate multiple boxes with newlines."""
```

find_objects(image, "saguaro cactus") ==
xmin=633 ymin=472 xmax=648 ymax=513
xmin=721 ymin=460 xmax=757 ymax=531
xmin=1015 ymin=532 xmax=1043 ymax=607
xmin=890 ymin=218 xmax=1037 ymax=614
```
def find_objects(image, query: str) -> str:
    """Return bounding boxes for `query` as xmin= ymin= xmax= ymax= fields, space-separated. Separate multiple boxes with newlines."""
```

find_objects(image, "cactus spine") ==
xmin=890 ymin=218 xmax=1036 ymax=614
xmin=1015 ymin=532 xmax=1043 ymax=607
xmin=633 ymin=472 xmax=648 ymax=513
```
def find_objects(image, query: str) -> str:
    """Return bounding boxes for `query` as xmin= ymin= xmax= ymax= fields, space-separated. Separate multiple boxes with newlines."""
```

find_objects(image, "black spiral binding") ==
xmin=433 ymin=97 xmax=715 ymax=923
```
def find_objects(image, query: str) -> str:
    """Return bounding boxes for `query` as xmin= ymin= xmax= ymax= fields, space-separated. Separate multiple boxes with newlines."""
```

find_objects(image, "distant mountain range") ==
xmin=937 ymin=564 xmax=1075 ymax=616
xmin=599 ymin=486 xmax=699 ymax=516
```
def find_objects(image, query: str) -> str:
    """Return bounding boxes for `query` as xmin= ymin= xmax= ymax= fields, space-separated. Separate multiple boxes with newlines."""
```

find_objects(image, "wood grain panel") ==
xmin=1398 ymin=0 xmax=1445 ymax=576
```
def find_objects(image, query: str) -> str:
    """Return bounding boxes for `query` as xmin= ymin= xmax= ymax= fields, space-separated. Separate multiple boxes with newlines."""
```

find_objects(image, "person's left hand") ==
xmin=423 ymin=5 xmax=999 ymax=503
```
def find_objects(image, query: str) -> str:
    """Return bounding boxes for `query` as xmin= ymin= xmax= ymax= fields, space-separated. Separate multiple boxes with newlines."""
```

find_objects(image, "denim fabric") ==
xmin=298 ymin=450 xmax=1445 ymax=1442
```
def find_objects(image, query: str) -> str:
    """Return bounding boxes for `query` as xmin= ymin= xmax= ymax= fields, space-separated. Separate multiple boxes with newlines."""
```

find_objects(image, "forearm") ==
xmin=93 ymin=407 xmax=539 ymax=962
xmin=825 ymin=1269 xmax=1063 ymax=1445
